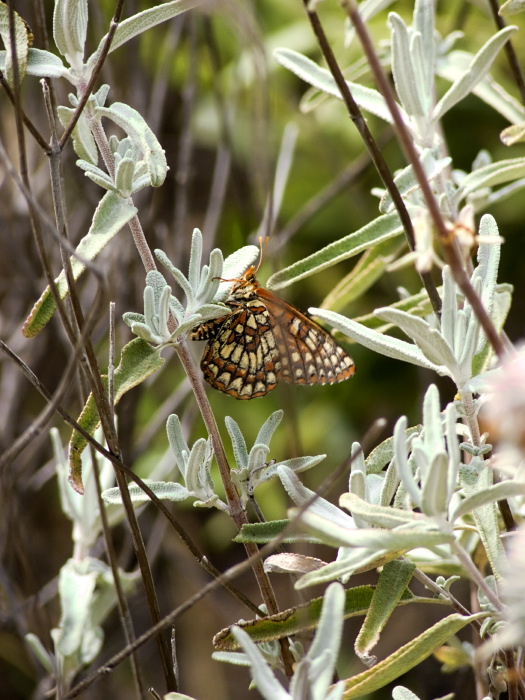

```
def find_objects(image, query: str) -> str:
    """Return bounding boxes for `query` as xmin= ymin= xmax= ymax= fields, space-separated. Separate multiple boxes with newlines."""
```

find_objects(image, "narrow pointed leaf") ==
xmin=355 ymin=560 xmax=416 ymax=664
xmin=342 ymin=614 xmax=485 ymax=697
xmin=267 ymin=214 xmax=403 ymax=290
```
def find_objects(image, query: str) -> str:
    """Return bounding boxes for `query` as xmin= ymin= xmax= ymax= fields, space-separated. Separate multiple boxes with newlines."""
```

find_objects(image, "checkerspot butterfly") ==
xmin=190 ymin=266 xmax=355 ymax=399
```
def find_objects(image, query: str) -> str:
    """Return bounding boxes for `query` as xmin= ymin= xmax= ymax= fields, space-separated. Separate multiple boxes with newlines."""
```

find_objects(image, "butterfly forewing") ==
xmin=190 ymin=267 xmax=355 ymax=399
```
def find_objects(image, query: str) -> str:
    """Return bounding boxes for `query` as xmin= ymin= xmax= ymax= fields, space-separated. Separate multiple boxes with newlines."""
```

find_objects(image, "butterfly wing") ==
xmin=255 ymin=287 xmax=355 ymax=386
xmin=198 ymin=300 xmax=282 ymax=399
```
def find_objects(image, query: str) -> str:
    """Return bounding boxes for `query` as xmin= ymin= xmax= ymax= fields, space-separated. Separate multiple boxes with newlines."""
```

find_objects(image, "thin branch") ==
xmin=59 ymin=0 xmax=126 ymax=149
xmin=303 ymin=2 xmax=442 ymax=318
xmin=0 ymin=340 xmax=265 ymax=620
xmin=0 ymin=71 xmax=50 ymax=152
xmin=90 ymin=441 xmax=147 ymax=699
xmin=174 ymin=339 xmax=295 ymax=673
xmin=486 ymin=0 xmax=525 ymax=107
xmin=340 ymin=0 xmax=506 ymax=359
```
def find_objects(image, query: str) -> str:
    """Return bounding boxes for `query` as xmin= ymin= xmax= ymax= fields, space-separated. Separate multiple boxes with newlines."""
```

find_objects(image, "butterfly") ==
xmin=190 ymin=266 xmax=355 ymax=399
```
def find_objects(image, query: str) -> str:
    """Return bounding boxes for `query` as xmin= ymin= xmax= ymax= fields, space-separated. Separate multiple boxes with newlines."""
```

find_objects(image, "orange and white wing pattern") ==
xmin=190 ymin=266 xmax=355 ymax=399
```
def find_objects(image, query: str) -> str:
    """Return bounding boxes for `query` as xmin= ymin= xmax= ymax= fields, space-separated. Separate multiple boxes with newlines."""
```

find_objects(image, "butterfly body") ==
xmin=191 ymin=266 xmax=355 ymax=399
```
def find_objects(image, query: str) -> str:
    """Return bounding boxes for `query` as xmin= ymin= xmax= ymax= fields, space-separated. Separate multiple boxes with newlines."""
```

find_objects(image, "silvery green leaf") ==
xmin=472 ymin=283 xmax=513 ymax=375
xmin=225 ymin=416 xmax=249 ymax=470
xmin=54 ymin=558 xmax=99 ymax=657
xmin=304 ymin=583 xmax=345 ymax=690
xmin=102 ymin=481 xmax=190 ymax=504
xmin=197 ymin=249 xmax=224 ymax=303
xmin=143 ymin=286 xmax=157 ymax=333
xmin=185 ymin=438 xmax=211 ymax=493
xmin=455 ymin=157 xmax=525 ymax=203
xmin=392 ymin=687 xmax=421 ymax=700
xmin=350 ymin=441 xmax=366 ymax=475
xmin=166 ymin=414 xmax=190 ymax=472
xmin=272 ymin=455 xmax=325 ymax=476
xmin=295 ymin=509 xmax=454 ymax=550
xmin=76 ymin=160 xmax=115 ymax=191
xmin=122 ymin=312 xmax=145 ymax=327
xmin=193 ymin=303 xmax=228 ymax=323
xmin=340 ymin=492 xmax=423 ymax=529
xmin=169 ymin=295 xmax=185 ymax=321
xmin=87 ymin=0 xmax=205 ymax=71
xmin=389 ymin=13 xmax=424 ymax=117
xmin=433 ymin=27 xmax=518 ymax=121
xmin=365 ymin=426 xmax=422 ymax=474
xmin=500 ymin=0 xmax=525 ymax=15
xmin=310 ymin=309 xmax=448 ymax=375
xmin=131 ymin=173 xmax=153 ymax=194
xmin=445 ymin=402 xmax=460 ymax=499
xmin=296 ymin=548 xmax=390 ymax=588
xmin=277 ymin=467 xmax=356 ymax=529
xmin=394 ymin=416 xmax=421 ymax=507
xmin=93 ymin=84 xmax=110 ymax=108
xmin=230 ymin=628 xmax=290 ymax=700
xmin=129 ymin=321 xmax=161 ymax=344
xmin=269 ymin=214 xmax=403 ymax=290
xmin=25 ymin=634 xmax=54 ymax=675
xmin=379 ymin=152 xmax=452 ymax=213
xmin=440 ymin=266 xmax=456 ymax=348
xmin=457 ymin=310 xmax=479 ymax=378
xmin=413 ymin=0 xmax=436 ymax=94
xmin=248 ymin=443 xmax=271 ymax=472
xmin=379 ymin=458 xmax=401 ymax=507
xmin=273 ymin=49 xmax=395 ymax=124
xmin=6 ymin=48 xmax=68 ymax=78
xmin=375 ymin=307 xmax=460 ymax=380
xmin=349 ymin=469 xmax=367 ymax=502
xmin=156 ymin=286 xmax=171 ymax=338
xmin=255 ymin=410 xmax=283 ymax=448
xmin=171 ymin=313 xmax=207 ymax=340
xmin=188 ymin=229 xmax=203 ymax=291
xmin=422 ymin=384 xmax=446 ymax=456
xmin=420 ymin=452 xmax=449 ymax=516
xmin=469 ymin=215 xmax=501 ymax=354
xmin=146 ymin=269 xmax=169 ymax=301
xmin=53 ymin=0 xmax=88 ymax=67
xmin=156 ymin=249 xmax=194 ymax=303
xmin=438 ymin=49 xmax=525 ymax=125
xmin=95 ymin=103 xmax=167 ymax=187
xmin=210 ymin=246 xmax=258 ymax=303
xmin=451 ymin=481 xmax=525 ymax=521
xmin=57 ymin=108 xmax=98 ymax=165
xmin=114 ymin=157 xmax=136 ymax=198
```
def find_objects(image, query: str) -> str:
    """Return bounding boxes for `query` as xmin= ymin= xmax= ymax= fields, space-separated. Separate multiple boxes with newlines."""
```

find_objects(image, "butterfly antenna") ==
xmin=255 ymin=236 xmax=270 ymax=274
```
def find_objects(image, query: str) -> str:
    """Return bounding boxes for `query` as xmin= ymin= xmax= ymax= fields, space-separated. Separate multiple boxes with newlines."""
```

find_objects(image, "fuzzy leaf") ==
xmin=342 ymin=614 xmax=485 ymax=697
xmin=274 ymin=48 xmax=395 ymax=123
xmin=96 ymin=103 xmax=167 ymax=187
xmin=355 ymin=560 xmax=416 ymax=665
xmin=102 ymin=481 xmax=189 ymax=505
xmin=310 ymin=309 xmax=449 ymax=375
xmin=87 ymin=0 xmax=205 ymax=69
xmin=267 ymin=214 xmax=403 ymax=290
xmin=433 ymin=27 xmax=518 ymax=121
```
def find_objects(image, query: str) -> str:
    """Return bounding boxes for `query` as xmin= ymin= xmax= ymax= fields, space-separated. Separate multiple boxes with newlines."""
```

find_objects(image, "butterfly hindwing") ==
xmin=191 ymin=266 xmax=355 ymax=399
